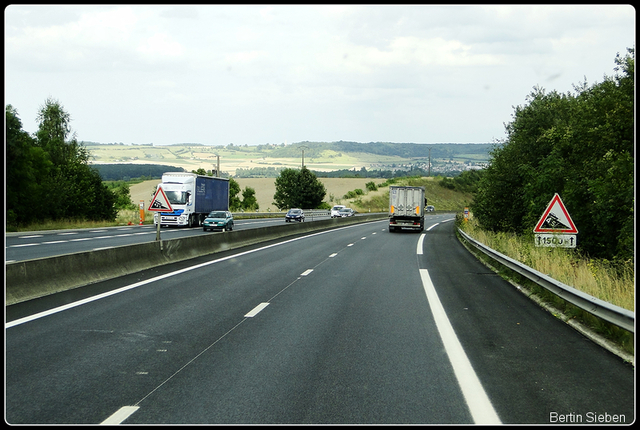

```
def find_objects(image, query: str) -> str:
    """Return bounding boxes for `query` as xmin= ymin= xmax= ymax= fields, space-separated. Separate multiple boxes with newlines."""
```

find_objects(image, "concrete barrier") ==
xmin=6 ymin=214 xmax=387 ymax=305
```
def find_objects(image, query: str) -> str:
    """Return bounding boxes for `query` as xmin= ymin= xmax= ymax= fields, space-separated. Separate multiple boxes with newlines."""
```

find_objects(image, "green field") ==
xmin=85 ymin=141 xmax=492 ymax=177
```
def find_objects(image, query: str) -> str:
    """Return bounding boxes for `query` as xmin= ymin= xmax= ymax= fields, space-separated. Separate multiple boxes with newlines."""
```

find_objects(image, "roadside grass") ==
xmin=458 ymin=216 xmax=634 ymax=356
xmin=349 ymin=176 xmax=475 ymax=213
xmin=9 ymin=209 xmax=151 ymax=232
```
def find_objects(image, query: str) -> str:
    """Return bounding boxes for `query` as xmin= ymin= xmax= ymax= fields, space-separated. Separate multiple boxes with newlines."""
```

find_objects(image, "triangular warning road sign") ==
xmin=148 ymin=187 xmax=174 ymax=212
xmin=533 ymin=193 xmax=578 ymax=234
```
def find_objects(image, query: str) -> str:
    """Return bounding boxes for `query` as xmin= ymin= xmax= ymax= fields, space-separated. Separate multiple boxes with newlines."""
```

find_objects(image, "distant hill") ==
xmin=268 ymin=141 xmax=493 ymax=159
xmin=84 ymin=141 xmax=494 ymax=179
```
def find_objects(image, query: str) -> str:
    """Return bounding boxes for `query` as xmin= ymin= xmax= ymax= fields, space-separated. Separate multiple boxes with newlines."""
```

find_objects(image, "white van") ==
xmin=330 ymin=205 xmax=346 ymax=218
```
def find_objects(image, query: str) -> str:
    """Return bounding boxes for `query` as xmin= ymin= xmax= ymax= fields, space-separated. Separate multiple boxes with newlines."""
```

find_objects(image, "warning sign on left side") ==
xmin=148 ymin=188 xmax=174 ymax=212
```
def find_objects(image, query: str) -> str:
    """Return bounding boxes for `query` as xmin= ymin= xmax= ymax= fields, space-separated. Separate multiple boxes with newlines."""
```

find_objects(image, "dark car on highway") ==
xmin=285 ymin=208 xmax=305 ymax=222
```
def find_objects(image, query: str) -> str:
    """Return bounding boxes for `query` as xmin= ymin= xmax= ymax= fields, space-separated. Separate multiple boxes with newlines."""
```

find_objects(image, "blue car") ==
xmin=203 ymin=211 xmax=234 ymax=232
xmin=285 ymin=208 xmax=305 ymax=222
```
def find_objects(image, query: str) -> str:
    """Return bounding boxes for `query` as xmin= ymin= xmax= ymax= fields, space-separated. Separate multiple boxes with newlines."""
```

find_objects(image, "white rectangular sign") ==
xmin=534 ymin=234 xmax=577 ymax=248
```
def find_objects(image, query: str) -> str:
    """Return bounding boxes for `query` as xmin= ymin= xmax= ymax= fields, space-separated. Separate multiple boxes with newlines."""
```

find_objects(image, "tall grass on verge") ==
xmin=458 ymin=216 xmax=634 ymax=356
xmin=11 ymin=209 xmax=151 ymax=232
xmin=460 ymin=217 xmax=634 ymax=311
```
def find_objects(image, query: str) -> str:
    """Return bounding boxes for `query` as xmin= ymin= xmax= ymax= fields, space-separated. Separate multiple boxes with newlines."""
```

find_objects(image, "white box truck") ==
xmin=388 ymin=186 xmax=427 ymax=232
xmin=153 ymin=172 xmax=229 ymax=228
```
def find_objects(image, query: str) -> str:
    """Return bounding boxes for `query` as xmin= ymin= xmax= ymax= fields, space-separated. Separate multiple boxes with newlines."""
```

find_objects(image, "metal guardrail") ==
xmin=233 ymin=209 xmax=368 ymax=220
xmin=457 ymin=228 xmax=634 ymax=333
xmin=232 ymin=210 xmax=330 ymax=219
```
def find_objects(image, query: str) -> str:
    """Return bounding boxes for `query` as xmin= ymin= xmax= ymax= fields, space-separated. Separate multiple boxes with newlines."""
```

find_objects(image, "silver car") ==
xmin=338 ymin=207 xmax=355 ymax=217
xmin=330 ymin=205 xmax=346 ymax=218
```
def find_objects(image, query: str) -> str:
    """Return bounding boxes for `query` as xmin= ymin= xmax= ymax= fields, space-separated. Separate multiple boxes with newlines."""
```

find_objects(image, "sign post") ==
xmin=147 ymin=187 xmax=174 ymax=248
xmin=533 ymin=193 xmax=578 ymax=248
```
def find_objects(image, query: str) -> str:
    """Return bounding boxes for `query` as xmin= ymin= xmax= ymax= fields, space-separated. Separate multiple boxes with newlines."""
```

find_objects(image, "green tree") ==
xmin=107 ymin=182 xmax=137 ymax=210
xmin=241 ymin=187 xmax=259 ymax=211
xmin=29 ymin=98 xmax=117 ymax=220
xmin=34 ymin=98 xmax=116 ymax=222
xmin=273 ymin=167 xmax=326 ymax=210
xmin=228 ymin=178 xmax=242 ymax=211
xmin=6 ymin=105 xmax=44 ymax=226
xmin=7 ymin=100 xmax=118 ymax=225
xmin=473 ymin=49 xmax=634 ymax=260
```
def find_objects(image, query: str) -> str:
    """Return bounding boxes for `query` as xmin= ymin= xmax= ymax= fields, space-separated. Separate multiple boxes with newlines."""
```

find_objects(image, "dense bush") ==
xmin=6 ymin=99 xmax=117 ymax=227
xmin=472 ymin=49 xmax=634 ymax=261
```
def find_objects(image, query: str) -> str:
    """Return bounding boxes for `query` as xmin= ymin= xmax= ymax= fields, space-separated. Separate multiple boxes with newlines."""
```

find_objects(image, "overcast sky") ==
xmin=4 ymin=4 xmax=635 ymax=146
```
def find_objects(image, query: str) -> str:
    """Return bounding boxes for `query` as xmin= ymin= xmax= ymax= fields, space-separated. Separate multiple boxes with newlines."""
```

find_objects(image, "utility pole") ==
xmin=299 ymin=145 xmax=309 ymax=168
xmin=213 ymin=154 xmax=220 ymax=177
xmin=428 ymin=147 xmax=431 ymax=177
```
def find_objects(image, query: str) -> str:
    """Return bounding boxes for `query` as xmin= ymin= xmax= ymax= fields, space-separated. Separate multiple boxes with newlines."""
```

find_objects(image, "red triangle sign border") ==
xmin=533 ymin=193 xmax=578 ymax=234
xmin=148 ymin=187 xmax=174 ymax=212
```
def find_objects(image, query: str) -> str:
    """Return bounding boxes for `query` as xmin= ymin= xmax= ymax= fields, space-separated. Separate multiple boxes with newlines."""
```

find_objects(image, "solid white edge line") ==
xmin=417 ymin=233 xmax=425 ymax=255
xmin=100 ymin=406 xmax=139 ymax=425
xmin=419 ymin=269 xmax=501 ymax=425
xmin=244 ymin=302 xmax=270 ymax=318
xmin=426 ymin=223 xmax=439 ymax=231
xmin=6 ymin=222 xmax=381 ymax=329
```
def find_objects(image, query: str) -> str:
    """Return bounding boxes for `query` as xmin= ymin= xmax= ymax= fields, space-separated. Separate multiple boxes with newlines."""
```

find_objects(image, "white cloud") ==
xmin=4 ymin=4 xmax=635 ymax=144
xmin=137 ymin=32 xmax=184 ymax=58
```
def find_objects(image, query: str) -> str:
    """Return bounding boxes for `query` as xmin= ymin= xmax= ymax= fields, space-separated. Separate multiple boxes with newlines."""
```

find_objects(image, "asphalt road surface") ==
xmin=5 ymin=217 xmax=634 ymax=424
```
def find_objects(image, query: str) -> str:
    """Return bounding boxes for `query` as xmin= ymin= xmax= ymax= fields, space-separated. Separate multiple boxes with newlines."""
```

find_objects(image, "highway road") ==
xmin=5 ymin=216 xmax=634 ymax=424
xmin=5 ymin=213 xmax=331 ymax=263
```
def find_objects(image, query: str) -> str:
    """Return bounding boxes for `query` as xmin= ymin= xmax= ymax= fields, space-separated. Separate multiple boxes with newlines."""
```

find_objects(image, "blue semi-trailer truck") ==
xmin=153 ymin=172 xmax=230 ymax=228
